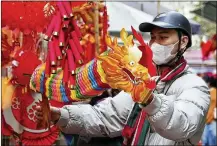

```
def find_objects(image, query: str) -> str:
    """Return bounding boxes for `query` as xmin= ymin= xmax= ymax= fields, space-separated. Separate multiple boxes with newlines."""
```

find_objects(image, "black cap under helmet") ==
xmin=139 ymin=11 xmax=192 ymax=48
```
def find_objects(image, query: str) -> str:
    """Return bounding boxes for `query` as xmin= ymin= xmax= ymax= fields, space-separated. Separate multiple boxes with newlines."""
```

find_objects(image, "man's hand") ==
xmin=35 ymin=106 xmax=61 ymax=123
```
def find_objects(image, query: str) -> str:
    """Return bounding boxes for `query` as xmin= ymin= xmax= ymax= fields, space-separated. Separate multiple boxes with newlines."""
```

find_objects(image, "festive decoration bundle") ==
xmin=1 ymin=51 xmax=60 ymax=146
xmin=200 ymin=34 xmax=216 ymax=60
xmin=30 ymin=28 xmax=156 ymax=103
xmin=1 ymin=1 xmax=156 ymax=146
xmin=2 ymin=1 xmax=108 ymax=145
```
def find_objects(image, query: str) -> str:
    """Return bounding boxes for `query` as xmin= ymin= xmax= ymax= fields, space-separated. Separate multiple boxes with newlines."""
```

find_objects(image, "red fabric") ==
xmin=122 ymin=109 xmax=147 ymax=146
xmin=4 ymin=86 xmax=60 ymax=146
xmin=160 ymin=57 xmax=187 ymax=82
xmin=12 ymin=51 xmax=41 ymax=86
xmin=132 ymin=110 xmax=147 ymax=145
xmin=101 ymin=6 xmax=108 ymax=53
xmin=2 ymin=2 xmax=53 ymax=32
xmin=21 ymin=126 xmax=59 ymax=146
xmin=122 ymin=111 xmax=141 ymax=139
xmin=201 ymin=40 xmax=213 ymax=60
xmin=49 ymin=99 xmax=65 ymax=108
xmin=201 ymin=34 xmax=217 ymax=60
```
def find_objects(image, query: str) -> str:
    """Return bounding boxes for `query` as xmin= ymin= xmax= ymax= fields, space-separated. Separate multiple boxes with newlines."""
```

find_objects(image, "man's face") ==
xmin=149 ymin=27 xmax=188 ymax=54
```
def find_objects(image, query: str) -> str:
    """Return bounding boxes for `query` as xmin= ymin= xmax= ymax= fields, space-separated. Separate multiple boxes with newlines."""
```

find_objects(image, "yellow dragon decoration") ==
xmin=97 ymin=28 xmax=154 ymax=103
xmin=30 ymin=28 xmax=156 ymax=105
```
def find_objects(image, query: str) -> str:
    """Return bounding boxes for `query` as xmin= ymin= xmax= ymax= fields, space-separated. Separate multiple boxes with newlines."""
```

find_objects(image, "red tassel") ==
xmin=71 ymin=31 xmax=84 ymax=55
xmin=48 ymin=41 xmax=56 ymax=66
xmin=44 ymin=15 xmax=56 ymax=40
xmin=69 ymin=39 xmax=83 ymax=64
xmin=57 ymin=2 xmax=68 ymax=20
xmin=56 ymin=59 xmax=62 ymax=70
xmin=59 ymin=29 xmax=65 ymax=47
xmin=66 ymin=49 xmax=76 ymax=75
xmin=86 ymin=42 xmax=94 ymax=63
xmin=62 ymin=2 xmax=73 ymax=18
xmin=201 ymin=40 xmax=213 ymax=60
xmin=102 ymin=6 xmax=108 ymax=53
xmin=51 ymin=66 xmax=56 ymax=74
xmin=62 ymin=20 xmax=70 ymax=29
xmin=53 ymin=39 xmax=62 ymax=60
xmin=45 ymin=52 xmax=51 ymax=77
xmin=69 ymin=75 xmax=75 ymax=89
xmin=53 ymin=12 xmax=61 ymax=37
xmin=63 ymin=59 xmax=69 ymax=83
xmin=71 ymin=19 xmax=82 ymax=39
xmin=61 ymin=53 xmax=66 ymax=69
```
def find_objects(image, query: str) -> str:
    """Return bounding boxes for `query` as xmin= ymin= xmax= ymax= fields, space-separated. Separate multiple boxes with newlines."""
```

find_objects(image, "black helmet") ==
xmin=139 ymin=11 xmax=192 ymax=48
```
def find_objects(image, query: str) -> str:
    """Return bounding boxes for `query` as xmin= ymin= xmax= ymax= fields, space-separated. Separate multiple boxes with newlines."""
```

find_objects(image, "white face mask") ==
xmin=151 ymin=41 xmax=179 ymax=65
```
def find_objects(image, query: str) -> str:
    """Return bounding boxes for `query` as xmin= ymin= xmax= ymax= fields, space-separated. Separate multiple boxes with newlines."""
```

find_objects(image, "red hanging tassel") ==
xmin=71 ymin=19 xmax=82 ymax=39
xmin=71 ymin=31 xmax=84 ymax=55
xmin=102 ymin=6 xmax=108 ymax=53
xmin=53 ymin=12 xmax=61 ymax=37
xmin=86 ymin=42 xmax=94 ymax=63
xmin=62 ymin=2 xmax=73 ymax=18
xmin=44 ymin=15 xmax=56 ymax=41
xmin=59 ymin=29 xmax=65 ymax=47
xmin=62 ymin=20 xmax=70 ymax=29
xmin=45 ymin=52 xmax=51 ymax=78
xmin=53 ymin=38 xmax=62 ymax=60
xmin=57 ymin=2 xmax=68 ymax=20
xmin=66 ymin=49 xmax=76 ymax=75
xmin=63 ymin=58 xmax=69 ymax=84
xmin=69 ymin=39 xmax=83 ymax=64
xmin=69 ymin=75 xmax=75 ymax=89
xmin=48 ymin=41 xmax=56 ymax=66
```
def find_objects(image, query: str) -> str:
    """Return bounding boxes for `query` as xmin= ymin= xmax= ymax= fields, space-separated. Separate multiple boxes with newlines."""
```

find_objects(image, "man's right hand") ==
xmin=35 ymin=106 xmax=61 ymax=123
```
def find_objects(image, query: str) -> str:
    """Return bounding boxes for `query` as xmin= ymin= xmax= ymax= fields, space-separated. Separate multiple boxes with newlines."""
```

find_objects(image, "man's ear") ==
xmin=180 ymin=36 xmax=189 ymax=50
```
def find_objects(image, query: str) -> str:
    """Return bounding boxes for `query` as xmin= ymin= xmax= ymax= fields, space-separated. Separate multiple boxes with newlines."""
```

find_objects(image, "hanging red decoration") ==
xmin=201 ymin=34 xmax=217 ymax=60
xmin=2 ymin=2 xmax=55 ymax=33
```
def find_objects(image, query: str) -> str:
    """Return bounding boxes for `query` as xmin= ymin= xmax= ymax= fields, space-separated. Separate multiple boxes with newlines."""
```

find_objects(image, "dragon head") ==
xmin=97 ymin=28 xmax=155 ymax=102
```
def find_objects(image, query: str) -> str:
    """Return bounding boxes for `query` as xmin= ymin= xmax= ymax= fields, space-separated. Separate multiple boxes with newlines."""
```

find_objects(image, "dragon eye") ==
xmin=129 ymin=61 xmax=135 ymax=66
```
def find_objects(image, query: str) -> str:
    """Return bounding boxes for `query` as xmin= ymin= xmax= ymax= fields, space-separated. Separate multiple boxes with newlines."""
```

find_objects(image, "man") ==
xmin=36 ymin=11 xmax=210 ymax=145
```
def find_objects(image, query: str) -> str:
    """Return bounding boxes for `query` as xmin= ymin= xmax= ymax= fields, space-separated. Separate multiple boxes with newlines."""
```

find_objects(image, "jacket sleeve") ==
xmin=55 ymin=91 xmax=134 ymax=137
xmin=142 ymin=75 xmax=210 ymax=142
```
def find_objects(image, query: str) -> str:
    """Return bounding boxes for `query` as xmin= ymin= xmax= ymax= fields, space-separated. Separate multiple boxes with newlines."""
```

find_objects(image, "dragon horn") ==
xmin=131 ymin=26 xmax=145 ymax=46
